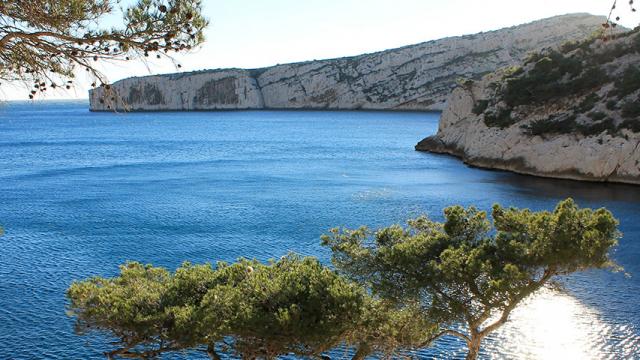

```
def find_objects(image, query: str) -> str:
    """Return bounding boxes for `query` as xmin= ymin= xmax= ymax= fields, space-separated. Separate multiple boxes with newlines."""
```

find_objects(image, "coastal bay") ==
xmin=0 ymin=101 xmax=638 ymax=358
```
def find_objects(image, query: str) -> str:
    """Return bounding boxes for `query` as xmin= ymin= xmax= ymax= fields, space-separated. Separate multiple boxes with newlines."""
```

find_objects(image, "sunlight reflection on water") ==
xmin=486 ymin=288 xmax=640 ymax=359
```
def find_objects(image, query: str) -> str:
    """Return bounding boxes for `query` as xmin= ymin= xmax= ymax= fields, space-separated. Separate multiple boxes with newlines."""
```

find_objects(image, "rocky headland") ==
xmin=416 ymin=28 xmax=640 ymax=184
xmin=90 ymin=14 xmax=605 ymax=112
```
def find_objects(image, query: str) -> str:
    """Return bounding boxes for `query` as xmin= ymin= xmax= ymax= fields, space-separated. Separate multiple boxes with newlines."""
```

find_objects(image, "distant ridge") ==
xmin=90 ymin=13 xmax=607 ymax=112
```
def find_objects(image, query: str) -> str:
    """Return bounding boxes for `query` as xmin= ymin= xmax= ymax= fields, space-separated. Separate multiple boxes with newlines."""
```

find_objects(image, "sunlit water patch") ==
xmin=486 ymin=288 xmax=640 ymax=359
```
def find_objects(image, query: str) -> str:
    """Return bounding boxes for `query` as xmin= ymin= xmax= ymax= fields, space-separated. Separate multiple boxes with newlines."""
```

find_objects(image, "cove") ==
xmin=0 ymin=101 xmax=638 ymax=358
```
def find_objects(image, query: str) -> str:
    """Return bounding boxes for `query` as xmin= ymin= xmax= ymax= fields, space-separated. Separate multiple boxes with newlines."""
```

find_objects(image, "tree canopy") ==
xmin=68 ymin=254 xmax=380 ymax=359
xmin=0 ymin=0 xmax=208 ymax=99
xmin=321 ymin=198 xmax=620 ymax=360
xmin=67 ymin=199 xmax=621 ymax=359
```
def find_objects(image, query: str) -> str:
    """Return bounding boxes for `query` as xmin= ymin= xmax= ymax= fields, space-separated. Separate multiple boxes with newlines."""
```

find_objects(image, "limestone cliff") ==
xmin=90 ymin=14 xmax=605 ymax=112
xmin=416 ymin=29 xmax=640 ymax=184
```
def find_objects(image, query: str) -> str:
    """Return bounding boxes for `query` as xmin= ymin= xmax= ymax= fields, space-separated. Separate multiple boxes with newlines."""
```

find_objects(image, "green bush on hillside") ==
xmin=619 ymin=119 xmax=640 ymax=132
xmin=523 ymin=51 xmax=546 ymax=65
xmin=472 ymin=100 xmax=490 ymax=115
xmin=503 ymin=51 xmax=610 ymax=107
xmin=588 ymin=111 xmax=607 ymax=121
xmin=492 ymin=30 xmax=640 ymax=138
xmin=612 ymin=65 xmax=640 ymax=98
xmin=568 ymin=67 xmax=610 ymax=94
xmin=577 ymin=93 xmax=600 ymax=112
xmin=589 ymin=43 xmax=634 ymax=66
xmin=621 ymin=97 xmax=640 ymax=119
xmin=560 ymin=40 xmax=582 ymax=54
xmin=578 ymin=118 xmax=617 ymax=137
xmin=484 ymin=107 xmax=515 ymax=129
xmin=523 ymin=114 xmax=578 ymax=136
xmin=503 ymin=66 xmax=524 ymax=77
xmin=523 ymin=114 xmax=621 ymax=138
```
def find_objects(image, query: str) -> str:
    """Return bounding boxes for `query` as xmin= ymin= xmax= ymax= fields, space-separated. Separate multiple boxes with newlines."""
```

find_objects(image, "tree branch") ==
xmin=418 ymin=328 xmax=471 ymax=348
xmin=478 ymin=267 xmax=556 ymax=338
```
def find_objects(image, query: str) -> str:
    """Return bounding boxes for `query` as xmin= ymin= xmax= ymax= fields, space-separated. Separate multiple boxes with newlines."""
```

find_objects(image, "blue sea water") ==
xmin=0 ymin=100 xmax=638 ymax=359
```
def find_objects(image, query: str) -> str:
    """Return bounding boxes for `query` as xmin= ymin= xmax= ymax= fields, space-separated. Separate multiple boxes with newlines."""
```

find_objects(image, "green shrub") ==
xmin=533 ymin=51 xmax=583 ymax=77
xmin=457 ymin=78 xmax=475 ymax=88
xmin=578 ymin=118 xmax=617 ymax=137
xmin=606 ymin=99 xmax=618 ymax=110
xmin=524 ymin=52 xmax=545 ymax=65
xmin=484 ymin=108 xmax=515 ymax=129
xmin=621 ymin=97 xmax=640 ymax=118
xmin=612 ymin=65 xmax=640 ymax=98
xmin=516 ymin=32 xmax=638 ymax=107
xmin=588 ymin=111 xmax=607 ymax=121
xmin=502 ymin=52 xmax=607 ymax=107
xmin=523 ymin=114 xmax=577 ymax=136
xmin=503 ymin=66 xmax=524 ymax=78
xmin=619 ymin=119 xmax=640 ymax=132
xmin=560 ymin=40 xmax=581 ymax=54
xmin=524 ymin=114 xmax=621 ymax=137
xmin=472 ymin=100 xmax=490 ymax=115
xmin=589 ymin=43 xmax=632 ymax=65
xmin=577 ymin=93 xmax=600 ymax=112
xmin=568 ymin=67 xmax=610 ymax=94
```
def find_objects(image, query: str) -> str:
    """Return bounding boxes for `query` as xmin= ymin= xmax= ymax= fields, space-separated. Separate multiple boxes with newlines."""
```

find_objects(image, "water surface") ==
xmin=0 ymin=101 xmax=638 ymax=359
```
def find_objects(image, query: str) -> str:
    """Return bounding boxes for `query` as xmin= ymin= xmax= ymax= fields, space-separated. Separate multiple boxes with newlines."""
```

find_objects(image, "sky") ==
xmin=3 ymin=0 xmax=638 ymax=100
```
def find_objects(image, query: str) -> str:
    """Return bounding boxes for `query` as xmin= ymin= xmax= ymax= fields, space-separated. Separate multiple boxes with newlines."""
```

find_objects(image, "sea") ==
xmin=0 ymin=100 xmax=638 ymax=359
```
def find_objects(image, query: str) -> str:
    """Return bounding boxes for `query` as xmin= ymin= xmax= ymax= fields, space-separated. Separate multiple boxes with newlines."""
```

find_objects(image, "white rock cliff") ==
xmin=90 ymin=14 xmax=605 ymax=112
xmin=416 ymin=30 xmax=640 ymax=185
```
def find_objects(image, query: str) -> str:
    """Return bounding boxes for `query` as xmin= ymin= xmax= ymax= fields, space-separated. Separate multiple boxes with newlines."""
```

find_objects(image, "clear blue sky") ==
xmin=4 ymin=0 xmax=637 ymax=100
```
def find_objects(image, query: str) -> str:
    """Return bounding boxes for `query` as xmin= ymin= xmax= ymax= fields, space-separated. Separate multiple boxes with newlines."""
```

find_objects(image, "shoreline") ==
xmin=415 ymin=136 xmax=640 ymax=186
xmin=88 ymin=107 xmax=444 ymax=114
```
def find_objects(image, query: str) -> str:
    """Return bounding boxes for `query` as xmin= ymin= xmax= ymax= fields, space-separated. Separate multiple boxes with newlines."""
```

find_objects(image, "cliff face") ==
xmin=416 ymin=29 xmax=640 ymax=184
xmin=90 ymin=14 xmax=605 ymax=112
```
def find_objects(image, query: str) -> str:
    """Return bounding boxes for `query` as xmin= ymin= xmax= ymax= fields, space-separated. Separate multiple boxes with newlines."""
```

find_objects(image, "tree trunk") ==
xmin=351 ymin=343 xmax=371 ymax=360
xmin=207 ymin=344 xmax=222 ymax=360
xmin=465 ymin=337 xmax=482 ymax=360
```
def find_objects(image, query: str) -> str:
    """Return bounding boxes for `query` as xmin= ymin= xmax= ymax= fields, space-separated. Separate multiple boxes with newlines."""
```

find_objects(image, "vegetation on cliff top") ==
xmin=68 ymin=199 xmax=620 ymax=360
xmin=473 ymin=28 xmax=640 ymax=137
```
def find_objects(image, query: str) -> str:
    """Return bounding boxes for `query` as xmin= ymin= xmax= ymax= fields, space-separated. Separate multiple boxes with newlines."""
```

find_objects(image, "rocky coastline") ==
xmin=90 ymin=14 xmax=605 ymax=112
xmin=416 ymin=29 xmax=640 ymax=185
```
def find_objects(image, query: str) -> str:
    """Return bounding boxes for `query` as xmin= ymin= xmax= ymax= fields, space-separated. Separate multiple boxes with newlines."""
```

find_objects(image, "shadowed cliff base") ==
xmin=416 ymin=135 xmax=640 ymax=185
